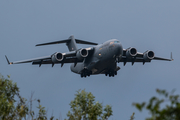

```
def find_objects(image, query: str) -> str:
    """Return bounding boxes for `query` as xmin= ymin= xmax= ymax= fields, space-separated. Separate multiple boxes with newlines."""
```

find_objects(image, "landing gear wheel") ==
xmin=80 ymin=70 xmax=92 ymax=78
xmin=115 ymin=71 xmax=117 ymax=75
xmin=106 ymin=70 xmax=117 ymax=77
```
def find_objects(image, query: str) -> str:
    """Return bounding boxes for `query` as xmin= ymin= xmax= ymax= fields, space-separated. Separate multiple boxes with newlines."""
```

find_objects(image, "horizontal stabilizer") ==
xmin=36 ymin=39 xmax=70 ymax=46
xmin=75 ymin=39 xmax=98 ymax=45
xmin=36 ymin=38 xmax=98 ymax=47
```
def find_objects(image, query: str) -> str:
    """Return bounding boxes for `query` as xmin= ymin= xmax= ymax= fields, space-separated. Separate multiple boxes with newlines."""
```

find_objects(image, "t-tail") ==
xmin=36 ymin=35 xmax=98 ymax=51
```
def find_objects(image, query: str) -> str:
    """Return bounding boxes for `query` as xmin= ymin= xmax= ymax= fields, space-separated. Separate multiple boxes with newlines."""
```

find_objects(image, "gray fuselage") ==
xmin=70 ymin=39 xmax=123 ymax=75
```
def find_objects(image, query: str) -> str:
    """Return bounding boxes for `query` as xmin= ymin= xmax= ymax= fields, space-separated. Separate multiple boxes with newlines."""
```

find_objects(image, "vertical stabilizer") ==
xmin=66 ymin=35 xmax=78 ymax=51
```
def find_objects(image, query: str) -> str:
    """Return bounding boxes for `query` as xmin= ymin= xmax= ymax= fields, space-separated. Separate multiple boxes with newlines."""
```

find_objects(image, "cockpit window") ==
xmin=109 ymin=41 xmax=120 ymax=45
xmin=114 ymin=41 xmax=120 ymax=43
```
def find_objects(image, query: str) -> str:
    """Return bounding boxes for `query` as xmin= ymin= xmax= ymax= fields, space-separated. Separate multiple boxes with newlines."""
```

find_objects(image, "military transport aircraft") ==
xmin=5 ymin=35 xmax=173 ymax=77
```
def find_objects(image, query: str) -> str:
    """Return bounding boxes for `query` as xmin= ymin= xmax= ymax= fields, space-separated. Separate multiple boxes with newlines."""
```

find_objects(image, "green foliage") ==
xmin=37 ymin=99 xmax=47 ymax=120
xmin=130 ymin=112 xmax=135 ymax=120
xmin=0 ymin=74 xmax=49 ymax=120
xmin=102 ymin=105 xmax=113 ymax=119
xmin=133 ymin=89 xmax=180 ymax=120
xmin=0 ymin=74 xmax=28 ymax=119
xmin=0 ymin=74 xmax=112 ymax=120
xmin=65 ymin=89 xmax=113 ymax=120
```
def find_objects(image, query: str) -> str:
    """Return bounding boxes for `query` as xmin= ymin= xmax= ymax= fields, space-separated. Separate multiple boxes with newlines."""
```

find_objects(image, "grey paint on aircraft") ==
xmin=5 ymin=36 xmax=172 ymax=78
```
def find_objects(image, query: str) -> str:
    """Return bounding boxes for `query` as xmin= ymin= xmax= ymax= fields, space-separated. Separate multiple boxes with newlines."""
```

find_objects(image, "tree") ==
xmin=0 ymin=74 xmax=48 ymax=120
xmin=133 ymin=89 xmax=180 ymax=120
xmin=0 ymin=74 xmax=28 ymax=119
xmin=65 ymin=90 xmax=113 ymax=120
xmin=130 ymin=113 xmax=135 ymax=120
xmin=1 ymin=74 xmax=113 ymax=120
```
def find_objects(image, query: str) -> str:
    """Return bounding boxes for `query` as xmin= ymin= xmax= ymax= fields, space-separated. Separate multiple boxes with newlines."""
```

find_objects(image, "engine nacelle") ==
xmin=143 ymin=51 xmax=155 ymax=61
xmin=126 ymin=47 xmax=137 ymax=58
xmin=76 ymin=48 xmax=88 ymax=60
xmin=51 ymin=52 xmax=64 ymax=63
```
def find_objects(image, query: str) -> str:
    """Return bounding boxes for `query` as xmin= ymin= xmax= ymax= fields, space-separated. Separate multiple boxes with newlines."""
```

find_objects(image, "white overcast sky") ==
xmin=1 ymin=1 xmax=180 ymax=119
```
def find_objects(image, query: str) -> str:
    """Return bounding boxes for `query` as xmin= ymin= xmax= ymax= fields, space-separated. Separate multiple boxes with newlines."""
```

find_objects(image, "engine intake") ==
xmin=126 ymin=47 xmax=137 ymax=58
xmin=143 ymin=51 xmax=155 ymax=61
xmin=51 ymin=52 xmax=64 ymax=63
xmin=76 ymin=48 xmax=88 ymax=60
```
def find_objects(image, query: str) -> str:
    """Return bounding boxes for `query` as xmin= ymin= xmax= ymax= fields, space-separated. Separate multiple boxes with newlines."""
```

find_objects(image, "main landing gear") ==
xmin=105 ymin=70 xmax=117 ymax=77
xmin=80 ymin=69 xmax=92 ymax=78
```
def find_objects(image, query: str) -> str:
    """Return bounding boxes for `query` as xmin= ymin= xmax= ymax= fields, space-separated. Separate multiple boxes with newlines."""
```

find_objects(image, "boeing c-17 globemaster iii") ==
xmin=5 ymin=35 xmax=173 ymax=77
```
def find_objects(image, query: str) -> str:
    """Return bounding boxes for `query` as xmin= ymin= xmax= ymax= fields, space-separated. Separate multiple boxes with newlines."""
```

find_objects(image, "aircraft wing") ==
xmin=121 ymin=49 xmax=173 ymax=65
xmin=5 ymin=47 xmax=94 ymax=66
xmin=5 ymin=55 xmax=51 ymax=64
xmin=135 ymin=52 xmax=173 ymax=61
xmin=5 ymin=51 xmax=77 ymax=64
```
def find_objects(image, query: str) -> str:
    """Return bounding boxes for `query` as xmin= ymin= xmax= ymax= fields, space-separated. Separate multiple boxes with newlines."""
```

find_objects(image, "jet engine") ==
xmin=143 ymin=51 xmax=154 ymax=61
xmin=76 ymin=48 xmax=88 ymax=60
xmin=126 ymin=47 xmax=137 ymax=58
xmin=51 ymin=52 xmax=64 ymax=63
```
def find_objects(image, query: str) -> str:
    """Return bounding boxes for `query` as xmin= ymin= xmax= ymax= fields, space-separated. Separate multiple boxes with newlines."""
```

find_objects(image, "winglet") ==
xmin=171 ymin=52 xmax=174 ymax=61
xmin=5 ymin=55 xmax=13 ymax=65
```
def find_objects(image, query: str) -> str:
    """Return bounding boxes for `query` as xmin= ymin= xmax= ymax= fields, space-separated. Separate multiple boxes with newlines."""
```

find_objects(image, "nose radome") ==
xmin=117 ymin=43 xmax=123 ymax=55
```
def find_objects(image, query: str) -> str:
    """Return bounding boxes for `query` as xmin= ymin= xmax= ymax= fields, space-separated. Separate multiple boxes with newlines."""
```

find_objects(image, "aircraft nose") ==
xmin=116 ymin=43 xmax=123 ymax=55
